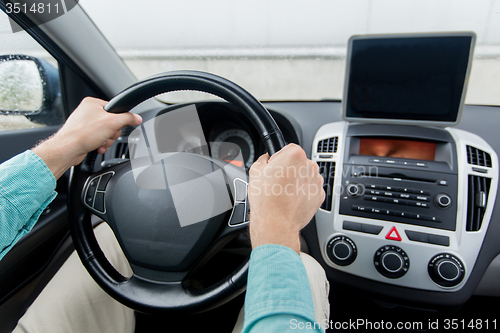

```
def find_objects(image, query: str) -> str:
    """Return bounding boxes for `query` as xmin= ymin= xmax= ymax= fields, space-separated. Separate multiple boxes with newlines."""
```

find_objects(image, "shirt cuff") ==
xmin=243 ymin=244 xmax=318 ymax=332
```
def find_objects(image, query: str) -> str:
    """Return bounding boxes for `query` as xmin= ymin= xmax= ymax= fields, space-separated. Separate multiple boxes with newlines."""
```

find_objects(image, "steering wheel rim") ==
xmin=68 ymin=70 xmax=286 ymax=314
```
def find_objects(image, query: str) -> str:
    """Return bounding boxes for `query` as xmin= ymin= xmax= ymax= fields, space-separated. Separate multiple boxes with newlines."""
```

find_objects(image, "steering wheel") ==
xmin=68 ymin=71 xmax=286 ymax=314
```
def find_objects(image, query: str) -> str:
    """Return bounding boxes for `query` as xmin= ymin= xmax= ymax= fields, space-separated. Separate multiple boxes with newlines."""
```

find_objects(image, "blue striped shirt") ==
xmin=244 ymin=244 xmax=324 ymax=332
xmin=0 ymin=150 xmax=57 ymax=261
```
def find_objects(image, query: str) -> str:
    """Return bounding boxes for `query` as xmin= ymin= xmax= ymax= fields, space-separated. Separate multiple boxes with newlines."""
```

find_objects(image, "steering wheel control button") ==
xmin=94 ymin=192 xmax=105 ymax=213
xmin=98 ymin=173 xmax=113 ymax=191
xmin=229 ymin=202 xmax=247 ymax=226
xmin=435 ymin=193 xmax=452 ymax=208
xmin=82 ymin=172 xmax=115 ymax=213
xmin=374 ymin=245 xmax=410 ymax=278
xmin=428 ymin=253 xmax=465 ymax=287
xmin=385 ymin=226 xmax=402 ymax=241
xmin=326 ymin=235 xmax=357 ymax=266
xmin=233 ymin=178 xmax=248 ymax=203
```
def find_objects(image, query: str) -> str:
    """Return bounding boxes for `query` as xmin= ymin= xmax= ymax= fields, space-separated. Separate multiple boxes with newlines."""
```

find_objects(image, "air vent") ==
xmin=318 ymin=161 xmax=336 ymax=211
xmin=466 ymin=175 xmax=491 ymax=231
xmin=317 ymin=137 xmax=338 ymax=153
xmin=467 ymin=145 xmax=492 ymax=167
xmin=114 ymin=126 xmax=138 ymax=160
xmin=115 ymin=142 xmax=130 ymax=159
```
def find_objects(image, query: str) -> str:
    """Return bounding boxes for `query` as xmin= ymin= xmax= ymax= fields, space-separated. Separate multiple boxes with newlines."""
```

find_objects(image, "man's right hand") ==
xmin=248 ymin=144 xmax=325 ymax=253
xmin=32 ymin=97 xmax=142 ymax=180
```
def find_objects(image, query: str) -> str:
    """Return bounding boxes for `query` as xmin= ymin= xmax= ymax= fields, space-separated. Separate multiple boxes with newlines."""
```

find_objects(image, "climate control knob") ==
xmin=326 ymin=235 xmax=357 ymax=266
xmin=435 ymin=193 xmax=452 ymax=208
xmin=428 ymin=253 xmax=465 ymax=287
xmin=374 ymin=245 xmax=410 ymax=278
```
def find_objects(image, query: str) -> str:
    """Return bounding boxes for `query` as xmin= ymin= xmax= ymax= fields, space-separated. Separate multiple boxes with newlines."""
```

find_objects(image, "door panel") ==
xmin=0 ymin=125 xmax=60 ymax=163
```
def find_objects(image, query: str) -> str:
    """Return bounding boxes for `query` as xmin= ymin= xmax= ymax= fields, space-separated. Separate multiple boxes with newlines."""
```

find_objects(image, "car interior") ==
xmin=0 ymin=1 xmax=499 ymax=332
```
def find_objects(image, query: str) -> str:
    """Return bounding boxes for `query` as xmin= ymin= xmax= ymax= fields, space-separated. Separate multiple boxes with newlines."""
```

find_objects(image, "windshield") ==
xmin=81 ymin=0 xmax=500 ymax=105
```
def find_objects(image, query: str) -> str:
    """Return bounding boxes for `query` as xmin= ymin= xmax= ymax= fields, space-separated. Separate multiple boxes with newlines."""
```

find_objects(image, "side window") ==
xmin=0 ymin=11 xmax=63 ymax=132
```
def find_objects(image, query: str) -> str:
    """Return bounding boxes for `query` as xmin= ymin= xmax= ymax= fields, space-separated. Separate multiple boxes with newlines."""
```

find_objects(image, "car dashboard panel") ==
xmin=110 ymin=99 xmax=500 ymax=308
xmin=312 ymin=122 xmax=498 ymax=294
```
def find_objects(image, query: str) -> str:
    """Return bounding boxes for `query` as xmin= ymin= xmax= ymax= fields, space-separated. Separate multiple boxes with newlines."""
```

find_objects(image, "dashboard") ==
xmin=118 ymin=100 xmax=500 ymax=311
xmin=112 ymin=34 xmax=500 ymax=315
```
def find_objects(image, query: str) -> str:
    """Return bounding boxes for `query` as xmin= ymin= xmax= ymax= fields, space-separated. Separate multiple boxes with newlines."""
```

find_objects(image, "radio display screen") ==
xmin=359 ymin=138 xmax=436 ymax=161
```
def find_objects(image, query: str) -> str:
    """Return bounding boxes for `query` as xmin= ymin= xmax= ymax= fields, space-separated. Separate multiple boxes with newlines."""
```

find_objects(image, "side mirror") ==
xmin=0 ymin=54 xmax=63 ymax=126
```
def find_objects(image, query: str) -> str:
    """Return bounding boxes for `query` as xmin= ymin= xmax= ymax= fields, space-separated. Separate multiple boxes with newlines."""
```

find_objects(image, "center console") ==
xmin=312 ymin=33 xmax=498 ymax=292
xmin=313 ymin=122 xmax=497 ymax=291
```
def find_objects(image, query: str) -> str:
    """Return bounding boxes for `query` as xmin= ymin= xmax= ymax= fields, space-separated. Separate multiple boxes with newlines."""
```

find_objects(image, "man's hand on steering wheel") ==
xmin=32 ymin=97 xmax=142 ymax=180
xmin=248 ymin=144 xmax=325 ymax=253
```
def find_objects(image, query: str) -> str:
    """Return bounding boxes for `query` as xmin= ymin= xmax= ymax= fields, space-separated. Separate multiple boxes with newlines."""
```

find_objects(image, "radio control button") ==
xmin=347 ymin=183 xmax=364 ymax=196
xmin=416 ymin=189 xmax=431 ymax=195
xmin=435 ymin=193 xmax=452 ymax=208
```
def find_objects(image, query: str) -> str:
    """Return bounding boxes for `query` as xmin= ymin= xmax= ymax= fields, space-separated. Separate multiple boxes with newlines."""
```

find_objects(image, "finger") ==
xmin=269 ymin=143 xmax=305 ymax=164
xmin=112 ymin=112 xmax=142 ymax=129
xmin=102 ymin=138 xmax=114 ymax=148
xmin=110 ymin=129 xmax=122 ymax=140
xmin=249 ymin=153 xmax=269 ymax=174
xmin=255 ymin=153 xmax=270 ymax=164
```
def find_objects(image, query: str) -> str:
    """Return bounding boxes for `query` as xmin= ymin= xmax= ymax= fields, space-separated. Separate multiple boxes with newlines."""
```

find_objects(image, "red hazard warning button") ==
xmin=385 ymin=226 xmax=402 ymax=241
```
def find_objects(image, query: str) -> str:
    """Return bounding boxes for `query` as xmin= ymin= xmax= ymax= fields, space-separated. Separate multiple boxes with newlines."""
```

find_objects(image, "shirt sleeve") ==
xmin=243 ymin=244 xmax=325 ymax=332
xmin=0 ymin=150 xmax=58 ymax=261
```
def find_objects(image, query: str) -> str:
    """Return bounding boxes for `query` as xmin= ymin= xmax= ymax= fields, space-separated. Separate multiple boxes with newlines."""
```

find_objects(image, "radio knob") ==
xmin=435 ymin=193 xmax=452 ymax=208
xmin=428 ymin=253 xmax=465 ymax=287
xmin=327 ymin=236 xmax=357 ymax=266
xmin=346 ymin=183 xmax=363 ymax=197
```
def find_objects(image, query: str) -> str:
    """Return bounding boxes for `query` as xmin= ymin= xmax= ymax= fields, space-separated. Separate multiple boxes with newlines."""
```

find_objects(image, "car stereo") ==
xmin=338 ymin=125 xmax=458 ymax=232
xmin=312 ymin=33 xmax=498 ymax=293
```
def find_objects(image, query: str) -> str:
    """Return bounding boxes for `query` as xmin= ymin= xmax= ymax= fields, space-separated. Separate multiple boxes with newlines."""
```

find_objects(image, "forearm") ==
xmin=32 ymin=136 xmax=81 ymax=180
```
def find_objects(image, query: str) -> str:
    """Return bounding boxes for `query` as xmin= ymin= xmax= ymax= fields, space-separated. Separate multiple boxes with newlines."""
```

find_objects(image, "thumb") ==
xmin=113 ymin=112 xmax=143 ymax=129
